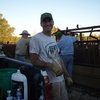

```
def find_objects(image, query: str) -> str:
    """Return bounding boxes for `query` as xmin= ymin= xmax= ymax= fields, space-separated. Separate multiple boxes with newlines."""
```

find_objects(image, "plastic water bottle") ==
xmin=39 ymin=95 xmax=44 ymax=100
xmin=6 ymin=90 xmax=12 ymax=100
xmin=16 ymin=88 xmax=22 ymax=100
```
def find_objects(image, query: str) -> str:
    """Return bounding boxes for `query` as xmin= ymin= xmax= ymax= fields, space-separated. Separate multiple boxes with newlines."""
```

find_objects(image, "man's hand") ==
xmin=48 ymin=62 xmax=63 ymax=76
xmin=64 ymin=75 xmax=73 ymax=88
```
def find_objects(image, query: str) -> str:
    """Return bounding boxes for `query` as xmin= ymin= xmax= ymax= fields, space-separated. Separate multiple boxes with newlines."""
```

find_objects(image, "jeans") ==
xmin=60 ymin=55 xmax=73 ymax=77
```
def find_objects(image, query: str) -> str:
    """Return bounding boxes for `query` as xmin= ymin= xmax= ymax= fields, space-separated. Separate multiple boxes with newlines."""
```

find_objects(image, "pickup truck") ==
xmin=0 ymin=55 xmax=47 ymax=100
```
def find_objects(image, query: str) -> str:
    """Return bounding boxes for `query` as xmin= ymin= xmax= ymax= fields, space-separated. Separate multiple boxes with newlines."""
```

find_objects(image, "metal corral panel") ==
xmin=74 ymin=40 xmax=100 ymax=67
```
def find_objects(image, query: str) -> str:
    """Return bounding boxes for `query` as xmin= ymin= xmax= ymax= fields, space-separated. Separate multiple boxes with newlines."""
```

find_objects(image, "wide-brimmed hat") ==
xmin=41 ymin=12 xmax=53 ymax=22
xmin=20 ymin=30 xmax=30 ymax=35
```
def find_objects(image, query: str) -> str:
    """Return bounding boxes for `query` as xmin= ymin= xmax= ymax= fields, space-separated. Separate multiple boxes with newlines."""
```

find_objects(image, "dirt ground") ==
xmin=68 ymin=87 xmax=100 ymax=100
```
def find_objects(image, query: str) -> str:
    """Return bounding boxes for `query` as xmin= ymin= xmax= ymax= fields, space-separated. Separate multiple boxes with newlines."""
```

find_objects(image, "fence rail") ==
xmin=2 ymin=40 xmax=100 ymax=67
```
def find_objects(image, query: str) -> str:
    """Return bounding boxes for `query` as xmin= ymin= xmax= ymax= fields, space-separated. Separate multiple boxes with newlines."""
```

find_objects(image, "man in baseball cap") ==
xmin=30 ymin=12 xmax=72 ymax=100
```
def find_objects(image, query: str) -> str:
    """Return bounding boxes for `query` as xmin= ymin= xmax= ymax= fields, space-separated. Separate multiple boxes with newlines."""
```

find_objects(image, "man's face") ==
xmin=41 ymin=18 xmax=54 ymax=33
xmin=22 ymin=34 xmax=29 ymax=38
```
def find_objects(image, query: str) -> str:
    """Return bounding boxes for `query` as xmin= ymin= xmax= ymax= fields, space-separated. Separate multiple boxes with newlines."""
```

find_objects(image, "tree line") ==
xmin=0 ymin=13 xmax=20 ymax=44
xmin=0 ymin=13 xmax=100 ymax=44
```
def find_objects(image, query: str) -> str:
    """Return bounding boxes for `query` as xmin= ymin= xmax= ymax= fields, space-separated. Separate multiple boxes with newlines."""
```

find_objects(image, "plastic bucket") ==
xmin=0 ymin=68 xmax=17 ymax=98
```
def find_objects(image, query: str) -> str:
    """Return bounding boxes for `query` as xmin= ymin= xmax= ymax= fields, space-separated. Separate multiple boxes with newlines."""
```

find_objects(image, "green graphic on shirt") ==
xmin=48 ymin=45 xmax=59 ymax=58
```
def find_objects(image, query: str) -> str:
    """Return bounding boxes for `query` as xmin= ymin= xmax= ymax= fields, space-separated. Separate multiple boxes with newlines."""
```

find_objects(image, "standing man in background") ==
xmin=56 ymin=31 xmax=78 ymax=77
xmin=15 ymin=30 xmax=30 ymax=62
xmin=29 ymin=12 xmax=73 ymax=100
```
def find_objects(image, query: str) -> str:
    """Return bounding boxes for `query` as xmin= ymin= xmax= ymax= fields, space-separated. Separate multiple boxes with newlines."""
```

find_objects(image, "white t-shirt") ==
xmin=30 ymin=32 xmax=64 ymax=83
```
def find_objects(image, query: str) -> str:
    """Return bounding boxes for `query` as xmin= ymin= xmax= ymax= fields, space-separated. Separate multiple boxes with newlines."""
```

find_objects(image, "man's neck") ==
xmin=42 ymin=30 xmax=51 ymax=36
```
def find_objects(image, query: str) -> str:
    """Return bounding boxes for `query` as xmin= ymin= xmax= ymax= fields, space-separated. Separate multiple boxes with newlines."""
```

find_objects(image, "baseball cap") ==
xmin=55 ymin=31 xmax=63 ymax=36
xmin=41 ymin=12 xmax=53 ymax=22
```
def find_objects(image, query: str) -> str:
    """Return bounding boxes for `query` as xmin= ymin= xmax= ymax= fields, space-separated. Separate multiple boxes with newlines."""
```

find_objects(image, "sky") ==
xmin=0 ymin=0 xmax=100 ymax=36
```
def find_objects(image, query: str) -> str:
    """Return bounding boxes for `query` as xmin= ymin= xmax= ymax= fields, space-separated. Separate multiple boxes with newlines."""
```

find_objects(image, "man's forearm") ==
xmin=30 ymin=53 xmax=50 ymax=69
xmin=31 ymin=59 xmax=48 ymax=68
